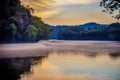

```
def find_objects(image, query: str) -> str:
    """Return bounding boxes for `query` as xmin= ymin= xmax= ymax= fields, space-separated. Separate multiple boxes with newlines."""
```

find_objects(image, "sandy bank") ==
xmin=0 ymin=40 xmax=120 ymax=58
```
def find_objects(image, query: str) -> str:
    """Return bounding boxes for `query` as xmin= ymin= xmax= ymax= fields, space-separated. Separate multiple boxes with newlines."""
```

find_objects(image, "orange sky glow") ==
xmin=21 ymin=0 xmax=118 ymax=25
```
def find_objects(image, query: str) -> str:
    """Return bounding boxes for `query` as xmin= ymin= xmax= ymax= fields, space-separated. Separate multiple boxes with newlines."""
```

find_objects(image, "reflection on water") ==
xmin=0 ymin=56 xmax=44 ymax=80
xmin=0 ymin=51 xmax=120 ymax=80
xmin=109 ymin=52 xmax=120 ymax=59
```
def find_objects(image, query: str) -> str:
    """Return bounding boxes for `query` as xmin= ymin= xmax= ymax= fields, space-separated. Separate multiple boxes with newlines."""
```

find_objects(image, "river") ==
xmin=0 ymin=41 xmax=120 ymax=80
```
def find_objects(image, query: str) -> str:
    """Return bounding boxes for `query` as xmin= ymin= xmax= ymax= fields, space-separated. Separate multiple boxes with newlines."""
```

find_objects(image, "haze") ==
xmin=21 ymin=0 xmax=117 ymax=25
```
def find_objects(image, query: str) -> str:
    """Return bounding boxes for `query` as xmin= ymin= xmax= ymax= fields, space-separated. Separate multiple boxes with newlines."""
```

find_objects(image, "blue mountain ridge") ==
xmin=49 ymin=22 xmax=108 ymax=39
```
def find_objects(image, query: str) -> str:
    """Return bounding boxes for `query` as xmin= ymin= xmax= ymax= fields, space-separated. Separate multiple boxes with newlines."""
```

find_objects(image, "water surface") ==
xmin=20 ymin=51 xmax=120 ymax=80
xmin=0 ymin=51 xmax=120 ymax=80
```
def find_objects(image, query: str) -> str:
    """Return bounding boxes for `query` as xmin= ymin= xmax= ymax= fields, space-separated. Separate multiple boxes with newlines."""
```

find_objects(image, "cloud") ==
xmin=54 ymin=0 xmax=100 ymax=6
xmin=20 ymin=0 xmax=100 ymax=19
xmin=32 ymin=9 xmax=61 ymax=18
xmin=20 ymin=0 xmax=58 ymax=18
xmin=21 ymin=0 xmax=54 ymax=10
xmin=20 ymin=0 xmax=116 ymax=25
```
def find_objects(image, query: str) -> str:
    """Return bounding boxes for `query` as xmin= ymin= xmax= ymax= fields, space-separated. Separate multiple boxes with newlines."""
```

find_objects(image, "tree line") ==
xmin=56 ymin=23 xmax=120 ymax=41
xmin=0 ymin=0 xmax=52 ymax=43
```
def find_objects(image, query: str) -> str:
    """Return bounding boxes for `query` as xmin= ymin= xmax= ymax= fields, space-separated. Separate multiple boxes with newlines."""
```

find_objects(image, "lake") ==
xmin=0 ymin=51 xmax=120 ymax=80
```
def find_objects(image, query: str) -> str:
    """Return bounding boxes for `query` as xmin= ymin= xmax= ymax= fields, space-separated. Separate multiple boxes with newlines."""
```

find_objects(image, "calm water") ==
xmin=0 ymin=51 xmax=120 ymax=80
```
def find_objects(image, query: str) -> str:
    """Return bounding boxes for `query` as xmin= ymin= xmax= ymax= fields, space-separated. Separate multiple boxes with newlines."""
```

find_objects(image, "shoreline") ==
xmin=0 ymin=40 xmax=120 ymax=58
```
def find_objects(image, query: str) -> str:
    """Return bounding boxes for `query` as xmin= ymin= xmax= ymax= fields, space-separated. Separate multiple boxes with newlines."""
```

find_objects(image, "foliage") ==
xmin=57 ymin=27 xmax=108 ymax=40
xmin=26 ymin=25 xmax=38 ymax=42
xmin=30 ymin=16 xmax=52 ymax=40
xmin=100 ymin=0 xmax=120 ymax=20
xmin=54 ymin=23 xmax=120 ymax=41
xmin=0 ymin=0 xmax=52 ymax=43
xmin=108 ymin=23 xmax=120 ymax=41
xmin=8 ymin=23 xmax=17 ymax=41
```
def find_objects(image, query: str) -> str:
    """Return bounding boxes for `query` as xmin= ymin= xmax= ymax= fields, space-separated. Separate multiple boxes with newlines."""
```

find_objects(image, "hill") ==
xmin=49 ymin=22 xmax=108 ymax=40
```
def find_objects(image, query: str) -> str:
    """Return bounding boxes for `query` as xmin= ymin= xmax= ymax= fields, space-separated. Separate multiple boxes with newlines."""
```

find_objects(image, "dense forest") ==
xmin=0 ymin=0 xmax=52 ymax=43
xmin=50 ymin=23 xmax=120 ymax=41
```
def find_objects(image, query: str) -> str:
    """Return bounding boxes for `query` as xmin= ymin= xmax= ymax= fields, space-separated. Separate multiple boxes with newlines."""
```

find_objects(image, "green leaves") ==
xmin=25 ymin=18 xmax=52 ymax=42
xmin=0 ymin=0 xmax=52 ymax=43
xmin=6 ymin=23 xmax=17 ymax=42
xmin=9 ymin=23 xmax=17 ymax=35
xmin=26 ymin=25 xmax=38 ymax=42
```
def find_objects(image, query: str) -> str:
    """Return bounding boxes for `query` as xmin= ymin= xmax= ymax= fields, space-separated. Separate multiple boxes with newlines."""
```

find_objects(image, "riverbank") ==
xmin=0 ymin=40 xmax=120 ymax=58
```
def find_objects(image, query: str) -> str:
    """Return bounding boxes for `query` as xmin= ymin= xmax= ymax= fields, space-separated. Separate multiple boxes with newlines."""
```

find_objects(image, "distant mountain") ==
xmin=77 ymin=22 xmax=108 ymax=31
xmin=49 ymin=22 xmax=108 ymax=39
xmin=49 ymin=25 xmax=69 ymax=39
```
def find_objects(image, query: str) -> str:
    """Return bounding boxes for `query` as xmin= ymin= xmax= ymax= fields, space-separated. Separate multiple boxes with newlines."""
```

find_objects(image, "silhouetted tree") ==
xmin=0 ymin=0 xmax=52 ymax=43
xmin=100 ymin=0 xmax=120 ymax=20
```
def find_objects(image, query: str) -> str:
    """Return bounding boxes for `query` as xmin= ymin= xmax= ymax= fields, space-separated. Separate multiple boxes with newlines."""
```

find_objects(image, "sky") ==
xmin=21 ymin=0 xmax=118 ymax=25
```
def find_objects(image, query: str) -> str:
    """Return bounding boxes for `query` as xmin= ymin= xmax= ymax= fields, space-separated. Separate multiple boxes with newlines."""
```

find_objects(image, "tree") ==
xmin=108 ymin=23 xmax=120 ymax=41
xmin=8 ymin=23 xmax=17 ymax=41
xmin=0 ymin=0 xmax=52 ymax=43
xmin=100 ymin=0 xmax=120 ymax=20
xmin=0 ymin=0 xmax=21 ymax=19
xmin=26 ymin=25 xmax=38 ymax=42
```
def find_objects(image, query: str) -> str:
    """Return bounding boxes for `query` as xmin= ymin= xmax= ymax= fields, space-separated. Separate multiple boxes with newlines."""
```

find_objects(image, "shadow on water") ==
xmin=0 ymin=56 xmax=46 ymax=80
xmin=83 ymin=52 xmax=97 ymax=58
xmin=0 ymin=50 xmax=120 ymax=80
xmin=108 ymin=52 xmax=120 ymax=59
xmin=51 ymin=50 xmax=98 ymax=58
